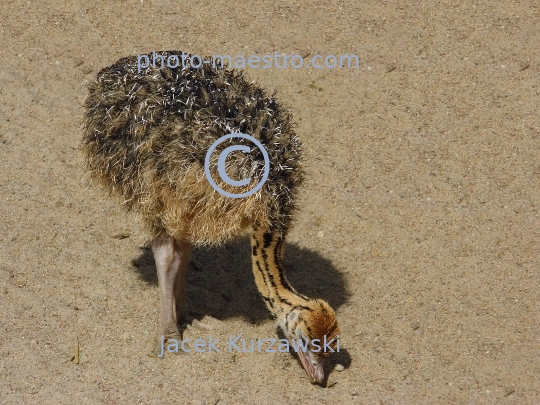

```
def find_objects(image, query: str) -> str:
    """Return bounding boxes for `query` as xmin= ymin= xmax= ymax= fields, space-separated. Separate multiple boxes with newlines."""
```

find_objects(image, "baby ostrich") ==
xmin=81 ymin=51 xmax=340 ymax=384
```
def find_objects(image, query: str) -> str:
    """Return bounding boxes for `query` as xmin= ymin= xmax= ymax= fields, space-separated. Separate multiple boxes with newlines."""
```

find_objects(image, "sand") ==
xmin=0 ymin=1 xmax=539 ymax=404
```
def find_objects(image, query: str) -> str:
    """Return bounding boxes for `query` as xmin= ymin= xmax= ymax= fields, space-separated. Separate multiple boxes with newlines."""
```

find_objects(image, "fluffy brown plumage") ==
xmin=81 ymin=51 xmax=340 ymax=384
xmin=81 ymin=51 xmax=303 ymax=245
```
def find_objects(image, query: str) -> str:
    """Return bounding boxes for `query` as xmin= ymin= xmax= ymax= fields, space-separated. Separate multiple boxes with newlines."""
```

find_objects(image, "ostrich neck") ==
xmin=250 ymin=227 xmax=309 ymax=317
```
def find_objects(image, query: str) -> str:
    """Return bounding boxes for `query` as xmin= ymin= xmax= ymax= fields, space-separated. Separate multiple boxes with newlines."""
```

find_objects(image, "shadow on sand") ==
xmin=131 ymin=235 xmax=350 ymax=324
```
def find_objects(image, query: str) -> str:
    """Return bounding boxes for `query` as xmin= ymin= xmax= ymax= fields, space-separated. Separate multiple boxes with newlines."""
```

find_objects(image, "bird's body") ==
xmin=81 ymin=51 xmax=339 ymax=384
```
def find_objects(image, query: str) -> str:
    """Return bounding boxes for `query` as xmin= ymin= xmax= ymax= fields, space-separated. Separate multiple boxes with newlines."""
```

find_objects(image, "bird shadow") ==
xmin=131 ymin=235 xmax=350 ymax=323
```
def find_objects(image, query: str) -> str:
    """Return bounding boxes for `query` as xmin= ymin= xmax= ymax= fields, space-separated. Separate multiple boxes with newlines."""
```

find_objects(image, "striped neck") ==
xmin=250 ymin=226 xmax=309 ymax=317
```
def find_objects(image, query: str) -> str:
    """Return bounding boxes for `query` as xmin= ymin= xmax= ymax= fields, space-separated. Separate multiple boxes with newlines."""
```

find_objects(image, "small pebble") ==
xmin=519 ymin=61 xmax=530 ymax=71
xmin=504 ymin=387 xmax=515 ymax=397
xmin=385 ymin=61 xmax=397 ymax=73
xmin=351 ymin=390 xmax=358 ymax=396
xmin=73 ymin=57 xmax=85 ymax=68
xmin=317 ymin=231 xmax=324 ymax=238
xmin=111 ymin=231 xmax=131 ymax=239
xmin=334 ymin=364 xmax=345 ymax=371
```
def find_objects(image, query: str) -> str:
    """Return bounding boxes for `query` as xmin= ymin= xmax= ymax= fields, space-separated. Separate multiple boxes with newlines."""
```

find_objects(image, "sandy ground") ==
xmin=1 ymin=1 xmax=539 ymax=404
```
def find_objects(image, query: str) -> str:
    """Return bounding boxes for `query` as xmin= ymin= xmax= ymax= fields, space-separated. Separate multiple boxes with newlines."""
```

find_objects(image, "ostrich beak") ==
xmin=297 ymin=349 xmax=324 ymax=384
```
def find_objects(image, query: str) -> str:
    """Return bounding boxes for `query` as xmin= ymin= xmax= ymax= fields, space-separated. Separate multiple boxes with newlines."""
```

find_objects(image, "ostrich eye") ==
xmin=287 ymin=310 xmax=300 ymax=325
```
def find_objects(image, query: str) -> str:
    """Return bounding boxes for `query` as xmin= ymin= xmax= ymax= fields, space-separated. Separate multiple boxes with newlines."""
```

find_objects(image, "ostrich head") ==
xmin=277 ymin=299 xmax=340 ymax=384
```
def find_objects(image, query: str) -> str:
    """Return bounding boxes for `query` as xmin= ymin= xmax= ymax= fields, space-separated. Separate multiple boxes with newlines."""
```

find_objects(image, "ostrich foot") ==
xmin=151 ymin=323 xmax=183 ymax=357
xmin=151 ymin=314 xmax=214 ymax=357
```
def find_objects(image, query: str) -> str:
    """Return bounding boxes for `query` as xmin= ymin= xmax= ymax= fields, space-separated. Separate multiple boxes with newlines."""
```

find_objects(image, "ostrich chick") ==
xmin=81 ymin=51 xmax=340 ymax=384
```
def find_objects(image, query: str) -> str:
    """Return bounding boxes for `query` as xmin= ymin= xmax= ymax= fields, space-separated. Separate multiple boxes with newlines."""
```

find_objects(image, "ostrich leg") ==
xmin=172 ymin=239 xmax=194 ymax=325
xmin=151 ymin=236 xmax=193 ymax=355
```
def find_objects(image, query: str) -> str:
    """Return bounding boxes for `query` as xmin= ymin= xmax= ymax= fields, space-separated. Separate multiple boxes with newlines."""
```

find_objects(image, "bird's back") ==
xmin=81 ymin=51 xmax=304 ymax=245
